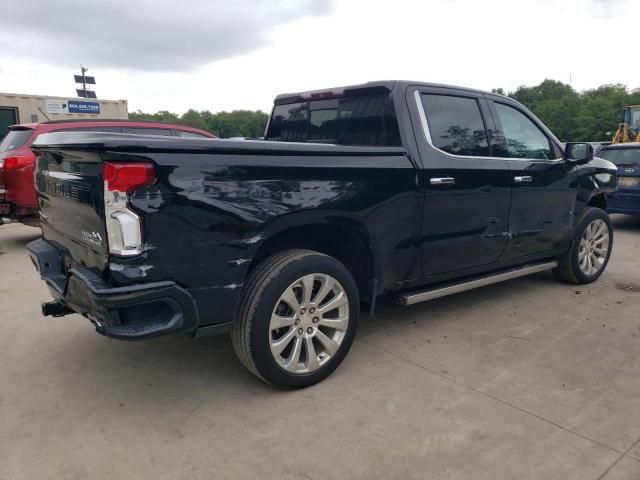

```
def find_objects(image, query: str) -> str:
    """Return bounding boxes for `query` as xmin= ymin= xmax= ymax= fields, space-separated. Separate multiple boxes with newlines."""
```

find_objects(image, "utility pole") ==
xmin=80 ymin=65 xmax=88 ymax=95
xmin=74 ymin=66 xmax=97 ymax=98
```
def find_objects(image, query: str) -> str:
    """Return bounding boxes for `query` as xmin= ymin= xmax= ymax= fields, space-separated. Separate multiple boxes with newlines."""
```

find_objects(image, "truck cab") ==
xmin=265 ymin=82 xmax=616 ymax=283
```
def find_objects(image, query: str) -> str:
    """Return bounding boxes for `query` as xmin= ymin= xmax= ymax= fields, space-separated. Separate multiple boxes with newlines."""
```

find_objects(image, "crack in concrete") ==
xmin=597 ymin=436 xmax=640 ymax=480
xmin=360 ymin=338 xmax=624 ymax=457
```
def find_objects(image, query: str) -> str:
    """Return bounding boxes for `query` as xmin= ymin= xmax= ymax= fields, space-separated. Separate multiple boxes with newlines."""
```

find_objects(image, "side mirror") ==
xmin=564 ymin=142 xmax=594 ymax=164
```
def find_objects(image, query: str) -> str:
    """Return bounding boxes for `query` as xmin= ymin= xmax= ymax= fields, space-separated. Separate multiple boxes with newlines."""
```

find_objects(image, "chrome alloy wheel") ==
xmin=579 ymin=219 xmax=610 ymax=276
xmin=269 ymin=273 xmax=349 ymax=374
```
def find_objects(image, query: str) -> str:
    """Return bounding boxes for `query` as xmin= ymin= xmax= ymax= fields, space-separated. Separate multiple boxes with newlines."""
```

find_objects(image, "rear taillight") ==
xmin=103 ymin=162 xmax=155 ymax=192
xmin=102 ymin=162 xmax=155 ymax=257
xmin=1 ymin=152 xmax=36 ymax=171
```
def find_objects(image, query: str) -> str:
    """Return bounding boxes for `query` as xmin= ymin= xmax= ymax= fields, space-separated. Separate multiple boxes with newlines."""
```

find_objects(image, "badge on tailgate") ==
xmin=81 ymin=230 xmax=104 ymax=248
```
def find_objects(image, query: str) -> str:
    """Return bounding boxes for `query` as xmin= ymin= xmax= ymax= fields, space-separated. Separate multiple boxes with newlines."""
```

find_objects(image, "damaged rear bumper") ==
xmin=26 ymin=238 xmax=200 ymax=340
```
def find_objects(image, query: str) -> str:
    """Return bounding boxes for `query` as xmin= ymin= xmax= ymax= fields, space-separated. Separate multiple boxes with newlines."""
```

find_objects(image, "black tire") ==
xmin=554 ymin=207 xmax=613 ymax=284
xmin=231 ymin=249 xmax=359 ymax=388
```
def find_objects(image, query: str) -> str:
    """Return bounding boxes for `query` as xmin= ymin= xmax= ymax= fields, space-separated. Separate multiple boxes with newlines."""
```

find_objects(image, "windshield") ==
xmin=599 ymin=148 xmax=640 ymax=166
xmin=632 ymin=109 xmax=640 ymax=129
xmin=0 ymin=129 xmax=33 ymax=153
xmin=623 ymin=107 xmax=640 ymax=129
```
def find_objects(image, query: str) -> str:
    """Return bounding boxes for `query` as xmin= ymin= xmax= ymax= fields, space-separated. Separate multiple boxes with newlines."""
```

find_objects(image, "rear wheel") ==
xmin=231 ymin=250 xmax=359 ymax=388
xmin=554 ymin=207 xmax=613 ymax=284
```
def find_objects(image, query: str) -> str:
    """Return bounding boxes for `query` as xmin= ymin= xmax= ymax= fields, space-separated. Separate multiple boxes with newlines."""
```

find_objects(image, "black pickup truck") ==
xmin=27 ymin=81 xmax=617 ymax=388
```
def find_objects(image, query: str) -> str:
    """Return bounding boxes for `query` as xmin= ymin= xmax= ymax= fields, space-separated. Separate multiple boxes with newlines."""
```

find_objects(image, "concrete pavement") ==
xmin=1 ymin=217 xmax=640 ymax=480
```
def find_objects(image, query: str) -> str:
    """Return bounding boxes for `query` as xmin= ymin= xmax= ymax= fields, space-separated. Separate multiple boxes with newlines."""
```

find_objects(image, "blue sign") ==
xmin=67 ymin=100 xmax=100 ymax=115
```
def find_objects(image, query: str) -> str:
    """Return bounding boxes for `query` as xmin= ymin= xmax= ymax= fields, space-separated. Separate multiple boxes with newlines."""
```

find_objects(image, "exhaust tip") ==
xmin=42 ymin=301 xmax=74 ymax=317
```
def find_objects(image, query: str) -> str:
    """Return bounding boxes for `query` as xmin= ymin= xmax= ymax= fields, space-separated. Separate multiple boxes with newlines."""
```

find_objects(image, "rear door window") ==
xmin=420 ymin=94 xmax=490 ymax=157
xmin=122 ymin=127 xmax=173 ymax=136
xmin=0 ymin=129 xmax=33 ymax=153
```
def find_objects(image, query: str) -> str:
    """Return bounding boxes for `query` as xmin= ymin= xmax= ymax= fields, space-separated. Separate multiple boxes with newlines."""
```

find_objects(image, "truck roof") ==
xmin=274 ymin=80 xmax=498 ymax=105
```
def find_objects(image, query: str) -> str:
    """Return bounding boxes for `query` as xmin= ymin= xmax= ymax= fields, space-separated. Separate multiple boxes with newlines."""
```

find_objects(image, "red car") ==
xmin=0 ymin=120 xmax=215 ymax=226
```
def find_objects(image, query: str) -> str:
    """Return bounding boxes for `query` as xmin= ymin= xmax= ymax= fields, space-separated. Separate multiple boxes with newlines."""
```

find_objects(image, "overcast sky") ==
xmin=0 ymin=0 xmax=635 ymax=114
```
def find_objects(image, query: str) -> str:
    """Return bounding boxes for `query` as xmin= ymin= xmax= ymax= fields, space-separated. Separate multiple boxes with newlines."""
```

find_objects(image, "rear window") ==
xmin=0 ymin=129 xmax=33 ymax=153
xmin=309 ymin=109 xmax=338 ymax=142
xmin=266 ymin=94 xmax=401 ymax=146
xmin=599 ymin=148 xmax=640 ymax=166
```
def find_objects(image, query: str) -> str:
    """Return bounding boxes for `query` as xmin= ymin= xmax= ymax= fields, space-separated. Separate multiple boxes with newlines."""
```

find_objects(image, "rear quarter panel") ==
xmin=117 ymin=151 xmax=420 ymax=327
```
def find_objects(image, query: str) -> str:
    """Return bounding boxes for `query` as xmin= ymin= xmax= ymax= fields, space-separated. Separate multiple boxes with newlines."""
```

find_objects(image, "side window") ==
xmin=176 ymin=131 xmax=210 ymax=138
xmin=56 ymin=127 xmax=123 ymax=133
xmin=493 ymin=103 xmax=552 ymax=160
xmin=122 ymin=127 xmax=173 ymax=136
xmin=421 ymin=94 xmax=489 ymax=157
xmin=0 ymin=129 xmax=32 ymax=152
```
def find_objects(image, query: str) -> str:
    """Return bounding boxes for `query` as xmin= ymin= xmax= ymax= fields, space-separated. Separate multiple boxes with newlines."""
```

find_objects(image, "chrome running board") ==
xmin=395 ymin=261 xmax=559 ymax=306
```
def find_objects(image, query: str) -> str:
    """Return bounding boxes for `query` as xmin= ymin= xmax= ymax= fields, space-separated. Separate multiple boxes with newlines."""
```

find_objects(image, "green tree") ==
xmin=128 ymin=108 xmax=269 ymax=138
xmin=206 ymin=110 xmax=269 ymax=138
xmin=573 ymin=84 xmax=630 ymax=141
xmin=507 ymin=80 xmax=640 ymax=141
xmin=509 ymin=80 xmax=580 ymax=141
xmin=180 ymin=109 xmax=207 ymax=131
xmin=129 ymin=110 xmax=180 ymax=123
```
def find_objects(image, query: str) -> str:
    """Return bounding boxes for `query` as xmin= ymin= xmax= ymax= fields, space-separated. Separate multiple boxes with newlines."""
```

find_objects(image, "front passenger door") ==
xmin=489 ymin=100 xmax=574 ymax=260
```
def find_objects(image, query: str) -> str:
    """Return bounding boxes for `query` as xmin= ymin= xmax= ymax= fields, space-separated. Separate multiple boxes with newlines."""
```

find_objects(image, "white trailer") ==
xmin=0 ymin=93 xmax=128 ymax=139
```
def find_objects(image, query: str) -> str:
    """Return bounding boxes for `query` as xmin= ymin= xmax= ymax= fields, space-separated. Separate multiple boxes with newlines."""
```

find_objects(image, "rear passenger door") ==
xmin=487 ymin=99 xmax=574 ymax=259
xmin=408 ymin=87 xmax=512 ymax=277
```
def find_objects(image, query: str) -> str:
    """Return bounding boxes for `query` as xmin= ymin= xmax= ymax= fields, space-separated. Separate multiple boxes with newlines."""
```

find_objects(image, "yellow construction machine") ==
xmin=612 ymin=105 xmax=640 ymax=144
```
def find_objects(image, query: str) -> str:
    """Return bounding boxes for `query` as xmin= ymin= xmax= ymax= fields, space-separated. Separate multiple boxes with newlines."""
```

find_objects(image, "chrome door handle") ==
xmin=430 ymin=177 xmax=455 ymax=185
xmin=514 ymin=176 xmax=532 ymax=184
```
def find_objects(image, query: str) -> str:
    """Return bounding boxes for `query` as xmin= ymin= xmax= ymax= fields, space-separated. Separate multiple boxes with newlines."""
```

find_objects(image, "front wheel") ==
xmin=554 ymin=207 xmax=613 ymax=284
xmin=231 ymin=250 xmax=359 ymax=388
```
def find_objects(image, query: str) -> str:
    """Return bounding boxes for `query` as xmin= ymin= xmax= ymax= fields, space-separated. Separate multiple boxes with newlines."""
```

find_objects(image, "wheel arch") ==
xmin=586 ymin=192 xmax=607 ymax=211
xmin=573 ymin=161 xmax=616 ymax=222
xmin=246 ymin=217 xmax=379 ymax=302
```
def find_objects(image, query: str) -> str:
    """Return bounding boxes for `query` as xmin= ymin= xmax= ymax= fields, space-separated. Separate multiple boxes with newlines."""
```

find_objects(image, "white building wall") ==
xmin=0 ymin=93 xmax=128 ymax=123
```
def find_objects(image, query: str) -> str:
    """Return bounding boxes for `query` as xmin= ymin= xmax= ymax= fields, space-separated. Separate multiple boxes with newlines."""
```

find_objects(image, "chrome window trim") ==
xmin=413 ymin=90 xmax=563 ymax=163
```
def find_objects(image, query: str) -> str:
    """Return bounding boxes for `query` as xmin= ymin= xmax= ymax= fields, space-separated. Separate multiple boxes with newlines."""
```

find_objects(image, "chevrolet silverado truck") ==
xmin=27 ymin=81 xmax=617 ymax=388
